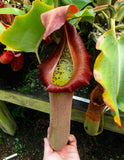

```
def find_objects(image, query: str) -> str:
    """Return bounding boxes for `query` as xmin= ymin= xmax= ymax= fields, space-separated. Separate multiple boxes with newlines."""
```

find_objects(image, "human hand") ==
xmin=43 ymin=133 xmax=80 ymax=160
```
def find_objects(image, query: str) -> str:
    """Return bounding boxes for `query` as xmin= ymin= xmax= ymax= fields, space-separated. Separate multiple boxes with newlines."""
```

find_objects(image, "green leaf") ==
xmin=0 ymin=0 xmax=53 ymax=53
xmin=0 ymin=23 xmax=19 ymax=51
xmin=59 ymin=0 xmax=92 ymax=10
xmin=80 ymin=9 xmax=95 ymax=23
xmin=71 ymin=8 xmax=95 ymax=24
xmin=94 ymin=29 xmax=124 ymax=127
xmin=42 ymin=0 xmax=53 ymax=5
xmin=0 ymin=8 xmax=25 ymax=15
xmin=0 ymin=23 xmax=5 ymax=34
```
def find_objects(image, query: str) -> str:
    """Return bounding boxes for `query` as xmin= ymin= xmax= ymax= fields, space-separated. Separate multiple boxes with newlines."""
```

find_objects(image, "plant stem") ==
xmin=93 ymin=5 xmax=109 ymax=13
xmin=35 ymin=50 xmax=41 ymax=64
xmin=93 ymin=23 xmax=105 ymax=34
xmin=49 ymin=92 xmax=73 ymax=150
xmin=101 ymin=10 xmax=109 ymax=19
xmin=110 ymin=18 xmax=115 ymax=34
xmin=53 ymin=0 xmax=58 ymax=8
xmin=0 ymin=101 xmax=17 ymax=136
xmin=101 ymin=10 xmax=109 ymax=23
xmin=115 ymin=24 xmax=124 ymax=30
xmin=97 ymin=0 xmax=112 ymax=5
xmin=93 ymin=5 xmax=116 ymax=18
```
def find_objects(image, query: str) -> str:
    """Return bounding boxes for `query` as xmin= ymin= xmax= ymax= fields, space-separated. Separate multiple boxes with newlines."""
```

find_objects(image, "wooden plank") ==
xmin=0 ymin=89 xmax=124 ymax=134
xmin=0 ymin=90 xmax=50 ymax=114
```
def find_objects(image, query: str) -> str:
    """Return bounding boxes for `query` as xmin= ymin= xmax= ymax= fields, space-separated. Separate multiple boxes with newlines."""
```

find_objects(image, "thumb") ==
xmin=44 ymin=138 xmax=53 ymax=155
xmin=68 ymin=134 xmax=77 ymax=148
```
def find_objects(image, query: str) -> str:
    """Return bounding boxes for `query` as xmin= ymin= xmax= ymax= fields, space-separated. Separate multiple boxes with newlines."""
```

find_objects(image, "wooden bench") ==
xmin=0 ymin=85 xmax=124 ymax=135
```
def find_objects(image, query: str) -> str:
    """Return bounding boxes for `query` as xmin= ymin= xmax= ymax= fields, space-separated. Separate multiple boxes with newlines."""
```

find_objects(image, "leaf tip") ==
xmin=66 ymin=4 xmax=79 ymax=19
xmin=114 ymin=115 xmax=121 ymax=128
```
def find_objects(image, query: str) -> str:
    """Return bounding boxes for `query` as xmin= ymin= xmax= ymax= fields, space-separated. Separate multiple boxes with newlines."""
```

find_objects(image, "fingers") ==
xmin=44 ymin=137 xmax=53 ymax=155
xmin=68 ymin=134 xmax=77 ymax=147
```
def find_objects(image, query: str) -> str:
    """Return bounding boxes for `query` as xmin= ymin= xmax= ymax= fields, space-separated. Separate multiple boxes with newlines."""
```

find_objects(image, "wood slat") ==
xmin=0 ymin=89 xmax=124 ymax=134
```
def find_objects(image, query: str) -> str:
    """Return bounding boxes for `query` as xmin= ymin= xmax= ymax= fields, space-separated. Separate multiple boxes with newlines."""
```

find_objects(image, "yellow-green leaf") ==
xmin=94 ymin=29 xmax=124 ymax=127
xmin=0 ymin=8 xmax=25 ymax=15
xmin=0 ymin=0 xmax=53 ymax=53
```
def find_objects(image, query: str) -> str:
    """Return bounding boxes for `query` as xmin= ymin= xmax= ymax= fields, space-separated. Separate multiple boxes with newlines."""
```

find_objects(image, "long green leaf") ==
xmin=0 ymin=0 xmax=53 ymax=53
xmin=94 ymin=29 xmax=124 ymax=127
xmin=0 ymin=8 xmax=25 ymax=15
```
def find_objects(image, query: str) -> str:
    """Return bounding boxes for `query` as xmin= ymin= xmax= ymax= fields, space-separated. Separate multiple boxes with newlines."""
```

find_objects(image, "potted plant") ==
xmin=0 ymin=0 xmax=124 ymax=150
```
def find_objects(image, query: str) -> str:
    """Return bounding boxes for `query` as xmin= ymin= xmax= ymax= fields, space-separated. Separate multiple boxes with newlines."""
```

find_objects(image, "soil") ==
xmin=1 ymin=103 xmax=124 ymax=160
